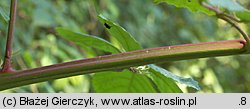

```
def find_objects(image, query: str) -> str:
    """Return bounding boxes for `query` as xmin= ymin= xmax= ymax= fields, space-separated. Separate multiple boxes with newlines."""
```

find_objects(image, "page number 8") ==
xmin=239 ymin=97 xmax=246 ymax=105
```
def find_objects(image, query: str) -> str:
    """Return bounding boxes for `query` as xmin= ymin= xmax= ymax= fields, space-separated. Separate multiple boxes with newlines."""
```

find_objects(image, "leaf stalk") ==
xmin=1 ymin=0 xmax=17 ymax=73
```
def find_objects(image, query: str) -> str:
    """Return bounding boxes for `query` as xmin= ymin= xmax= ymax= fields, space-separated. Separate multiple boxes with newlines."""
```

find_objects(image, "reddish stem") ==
xmin=1 ymin=0 xmax=17 ymax=73
xmin=0 ymin=39 xmax=247 ymax=90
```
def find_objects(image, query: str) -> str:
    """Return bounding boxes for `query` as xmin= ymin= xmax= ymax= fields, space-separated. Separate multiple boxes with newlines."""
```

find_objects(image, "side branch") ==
xmin=1 ymin=0 xmax=17 ymax=73
xmin=0 ymin=39 xmax=247 ymax=90
xmin=202 ymin=3 xmax=250 ymax=49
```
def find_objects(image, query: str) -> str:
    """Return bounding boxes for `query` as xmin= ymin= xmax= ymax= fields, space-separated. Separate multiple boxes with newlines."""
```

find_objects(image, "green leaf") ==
xmin=148 ymin=67 xmax=183 ymax=93
xmin=56 ymin=28 xmax=121 ymax=54
xmin=0 ymin=7 xmax=9 ymax=22
xmin=236 ymin=11 xmax=250 ymax=22
xmin=92 ymin=70 xmax=157 ymax=93
xmin=98 ymin=15 xmax=142 ymax=52
xmin=154 ymin=0 xmax=215 ymax=15
xmin=207 ymin=0 xmax=245 ymax=11
xmin=148 ymin=64 xmax=200 ymax=90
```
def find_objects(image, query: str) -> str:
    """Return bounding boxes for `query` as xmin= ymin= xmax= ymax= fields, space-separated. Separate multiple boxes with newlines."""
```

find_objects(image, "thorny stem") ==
xmin=202 ymin=3 xmax=250 ymax=49
xmin=1 ymin=0 xmax=17 ymax=73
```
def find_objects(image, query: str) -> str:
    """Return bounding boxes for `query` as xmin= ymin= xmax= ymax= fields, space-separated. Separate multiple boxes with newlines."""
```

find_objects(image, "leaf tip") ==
xmin=153 ymin=0 xmax=160 ymax=4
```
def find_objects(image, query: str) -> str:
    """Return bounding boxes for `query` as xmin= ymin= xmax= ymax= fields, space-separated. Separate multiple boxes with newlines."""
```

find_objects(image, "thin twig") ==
xmin=198 ymin=0 xmax=241 ymax=22
xmin=202 ymin=3 xmax=240 ymax=22
xmin=202 ymin=3 xmax=250 ymax=48
xmin=1 ymin=0 xmax=17 ymax=73
xmin=219 ymin=16 xmax=250 ymax=44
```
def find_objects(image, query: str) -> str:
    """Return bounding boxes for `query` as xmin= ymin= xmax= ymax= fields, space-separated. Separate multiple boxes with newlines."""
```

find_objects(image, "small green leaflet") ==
xmin=148 ymin=64 xmax=200 ymax=90
xmin=56 ymin=28 xmax=121 ymax=54
xmin=154 ymin=0 xmax=215 ymax=15
xmin=98 ymin=15 xmax=143 ymax=52
xmin=92 ymin=70 xmax=157 ymax=93
xmin=236 ymin=11 xmax=250 ymax=22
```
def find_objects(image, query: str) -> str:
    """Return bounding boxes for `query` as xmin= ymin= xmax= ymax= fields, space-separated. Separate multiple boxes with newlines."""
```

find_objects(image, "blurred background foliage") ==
xmin=0 ymin=0 xmax=250 ymax=93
